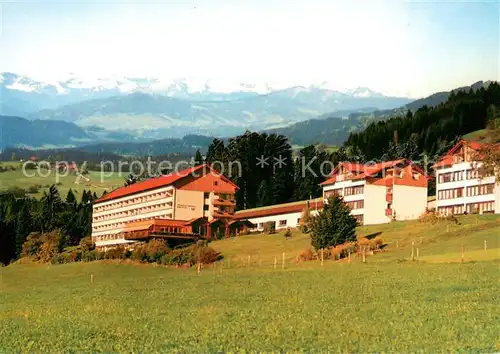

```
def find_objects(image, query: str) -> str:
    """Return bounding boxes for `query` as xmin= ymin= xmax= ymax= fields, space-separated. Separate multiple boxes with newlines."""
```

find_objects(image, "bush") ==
xmin=26 ymin=184 xmax=41 ymax=194
xmin=5 ymin=186 xmax=26 ymax=198
xmin=104 ymin=246 xmax=126 ymax=259
xmin=284 ymin=228 xmax=292 ymax=239
xmin=191 ymin=245 xmax=221 ymax=264
xmin=296 ymin=247 xmax=316 ymax=262
xmin=81 ymin=250 xmax=104 ymax=262
xmin=263 ymin=221 xmax=276 ymax=234
xmin=22 ymin=230 xmax=63 ymax=262
xmin=79 ymin=237 xmax=95 ymax=253
xmin=51 ymin=253 xmax=73 ymax=264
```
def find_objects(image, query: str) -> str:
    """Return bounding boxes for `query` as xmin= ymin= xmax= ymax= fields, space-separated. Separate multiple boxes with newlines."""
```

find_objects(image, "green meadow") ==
xmin=0 ymin=161 xmax=124 ymax=199
xmin=1 ymin=215 xmax=499 ymax=352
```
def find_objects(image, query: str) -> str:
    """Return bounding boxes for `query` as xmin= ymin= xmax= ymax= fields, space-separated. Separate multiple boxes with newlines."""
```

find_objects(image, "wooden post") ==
xmin=321 ymin=249 xmax=324 ymax=266
xmin=90 ymin=273 xmax=94 ymax=284
xmin=416 ymin=248 xmax=419 ymax=259
xmin=282 ymin=252 xmax=285 ymax=269
xmin=461 ymin=245 xmax=464 ymax=263
xmin=274 ymin=256 xmax=277 ymax=269
xmin=396 ymin=240 xmax=399 ymax=248
xmin=362 ymin=247 xmax=366 ymax=263
xmin=197 ymin=262 xmax=201 ymax=275
xmin=247 ymin=255 xmax=251 ymax=267
xmin=411 ymin=241 xmax=415 ymax=261
xmin=484 ymin=240 xmax=487 ymax=251
xmin=348 ymin=251 xmax=351 ymax=264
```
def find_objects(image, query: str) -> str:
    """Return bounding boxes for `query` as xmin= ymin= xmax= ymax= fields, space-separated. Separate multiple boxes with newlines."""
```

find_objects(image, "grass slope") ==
xmin=0 ymin=162 xmax=124 ymax=199
xmin=1 ymin=215 xmax=499 ymax=352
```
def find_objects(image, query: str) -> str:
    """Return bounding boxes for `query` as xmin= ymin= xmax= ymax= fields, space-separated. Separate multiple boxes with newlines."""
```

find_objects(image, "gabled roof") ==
xmin=433 ymin=139 xmax=500 ymax=168
xmin=95 ymin=164 xmax=238 ymax=204
xmin=320 ymin=159 xmax=424 ymax=186
xmin=234 ymin=198 xmax=323 ymax=220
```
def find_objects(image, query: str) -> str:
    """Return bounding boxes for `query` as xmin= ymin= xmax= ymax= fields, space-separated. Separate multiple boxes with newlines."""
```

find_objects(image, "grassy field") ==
xmin=0 ymin=161 xmax=124 ymax=199
xmin=1 ymin=215 xmax=499 ymax=352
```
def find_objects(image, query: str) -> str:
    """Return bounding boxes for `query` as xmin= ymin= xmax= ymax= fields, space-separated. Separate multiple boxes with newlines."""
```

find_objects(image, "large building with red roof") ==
xmin=433 ymin=140 xmax=500 ymax=215
xmin=91 ymin=164 xmax=240 ymax=249
xmin=321 ymin=159 xmax=429 ymax=224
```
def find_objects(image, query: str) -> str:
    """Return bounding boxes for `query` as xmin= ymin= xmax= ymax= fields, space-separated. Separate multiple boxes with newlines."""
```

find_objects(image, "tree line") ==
xmin=0 ymin=186 xmax=94 ymax=265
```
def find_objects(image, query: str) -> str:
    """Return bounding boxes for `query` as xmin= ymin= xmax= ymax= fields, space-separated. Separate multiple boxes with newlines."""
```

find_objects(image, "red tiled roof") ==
xmin=234 ymin=198 xmax=323 ymax=220
xmin=95 ymin=164 xmax=238 ymax=204
xmin=321 ymin=159 xmax=411 ymax=185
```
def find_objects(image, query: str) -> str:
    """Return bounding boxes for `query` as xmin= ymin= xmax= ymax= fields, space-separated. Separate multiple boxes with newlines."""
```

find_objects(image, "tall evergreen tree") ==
xmin=194 ymin=149 xmax=204 ymax=166
xmin=309 ymin=195 xmax=357 ymax=250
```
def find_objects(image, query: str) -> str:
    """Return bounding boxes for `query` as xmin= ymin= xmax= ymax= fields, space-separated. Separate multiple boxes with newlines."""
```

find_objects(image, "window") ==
xmin=344 ymin=186 xmax=364 ymax=196
xmin=279 ymin=220 xmax=287 ymax=226
xmin=204 ymin=192 xmax=210 ymax=199
xmin=324 ymin=189 xmax=343 ymax=198
xmin=258 ymin=223 xmax=264 ymax=229
xmin=203 ymin=205 xmax=209 ymax=211
xmin=466 ymin=184 xmax=494 ymax=197
xmin=346 ymin=200 xmax=364 ymax=210
xmin=213 ymin=181 xmax=218 ymax=186
xmin=438 ymin=188 xmax=464 ymax=200
xmin=353 ymin=214 xmax=364 ymax=225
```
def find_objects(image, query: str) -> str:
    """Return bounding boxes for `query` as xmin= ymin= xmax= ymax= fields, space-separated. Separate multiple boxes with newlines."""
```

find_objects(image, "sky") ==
xmin=0 ymin=0 xmax=498 ymax=98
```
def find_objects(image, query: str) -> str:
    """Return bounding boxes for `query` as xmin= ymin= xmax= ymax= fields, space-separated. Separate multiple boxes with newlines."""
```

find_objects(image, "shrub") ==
xmin=21 ymin=232 xmax=44 ymax=258
xmin=51 ymin=253 xmax=73 ymax=264
xmin=79 ymin=236 xmax=95 ymax=253
xmin=5 ymin=186 xmax=26 ymax=198
xmin=264 ymin=221 xmax=276 ymax=234
xmin=191 ymin=245 xmax=221 ymax=264
xmin=296 ymin=247 xmax=316 ymax=262
xmin=104 ymin=246 xmax=126 ymax=259
xmin=26 ymin=184 xmax=41 ymax=194
xmin=22 ymin=230 xmax=63 ymax=262
xmin=284 ymin=228 xmax=292 ymax=239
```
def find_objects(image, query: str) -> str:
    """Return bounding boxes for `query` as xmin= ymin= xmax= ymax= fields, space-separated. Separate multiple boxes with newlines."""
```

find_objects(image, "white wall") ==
xmin=393 ymin=185 xmax=428 ymax=220
xmin=247 ymin=209 xmax=321 ymax=231
xmin=363 ymin=184 xmax=389 ymax=225
xmin=495 ymin=183 xmax=500 ymax=214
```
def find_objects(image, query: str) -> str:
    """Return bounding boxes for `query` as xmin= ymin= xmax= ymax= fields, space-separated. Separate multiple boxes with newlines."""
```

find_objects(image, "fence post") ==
xmin=396 ymin=240 xmax=399 ymax=248
xmin=461 ymin=245 xmax=464 ymax=263
xmin=484 ymin=240 xmax=487 ymax=251
xmin=247 ymin=255 xmax=251 ymax=267
xmin=348 ymin=251 xmax=351 ymax=264
xmin=274 ymin=256 xmax=277 ymax=269
xmin=416 ymin=248 xmax=419 ymax=259
xmin=282 ymin=252 xmax=285 ymax=269
xmin=362 ymin=247 xmax=366 ymax=263
xmin=197 ymin=262 xmax=201 ymax=275
xmin=321 ymin=249 xmax=324 ymax=266
xmin=90 ymin=273 xmax=94 ymax=284
xmin=411 ymin=241 xmax=415 ymax=261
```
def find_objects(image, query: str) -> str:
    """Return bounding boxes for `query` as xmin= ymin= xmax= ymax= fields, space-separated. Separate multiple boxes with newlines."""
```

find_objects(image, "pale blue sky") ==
xmin=1 ymin=0 xmax=498 ymax=97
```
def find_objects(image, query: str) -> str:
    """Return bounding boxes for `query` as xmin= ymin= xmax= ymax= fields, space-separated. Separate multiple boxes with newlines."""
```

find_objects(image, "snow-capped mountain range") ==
xmin=0 ymin=72 xmax=386 ymax=101
xmin=0 ymin=72 xmax=413 ymax=147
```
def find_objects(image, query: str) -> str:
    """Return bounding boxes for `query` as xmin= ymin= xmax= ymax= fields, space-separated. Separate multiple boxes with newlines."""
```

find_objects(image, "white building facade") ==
xmin=434 ymin=140 xmax=499 ymax=215
xmin=321 ymin=160 xmax=428 ymax=225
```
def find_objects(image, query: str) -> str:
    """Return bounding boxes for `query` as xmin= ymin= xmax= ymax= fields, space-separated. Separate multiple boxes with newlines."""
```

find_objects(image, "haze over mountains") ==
xmin=0 ymin=72 xmax=493 ymax=151
xmin=0 ymin=72 xmax=412 ymax=144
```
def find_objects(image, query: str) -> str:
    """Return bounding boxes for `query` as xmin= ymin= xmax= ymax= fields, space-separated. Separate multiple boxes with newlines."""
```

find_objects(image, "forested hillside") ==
xmin=344 ymin=82 xmax=500 ymax=161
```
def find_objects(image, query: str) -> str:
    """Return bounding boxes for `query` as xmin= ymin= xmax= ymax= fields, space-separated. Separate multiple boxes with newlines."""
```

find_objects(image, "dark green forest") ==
xmin=0 ymin=187 xmax=94 ymax=265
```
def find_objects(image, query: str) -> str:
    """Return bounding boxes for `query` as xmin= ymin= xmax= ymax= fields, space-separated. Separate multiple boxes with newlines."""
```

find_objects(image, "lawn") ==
xmin=1 ymin=215 xmax=499 ymax=352
xmin=1 ymin=260 xmax=499 ymax=352
xmin=0 ymin=162 xmax=124 ymax=200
